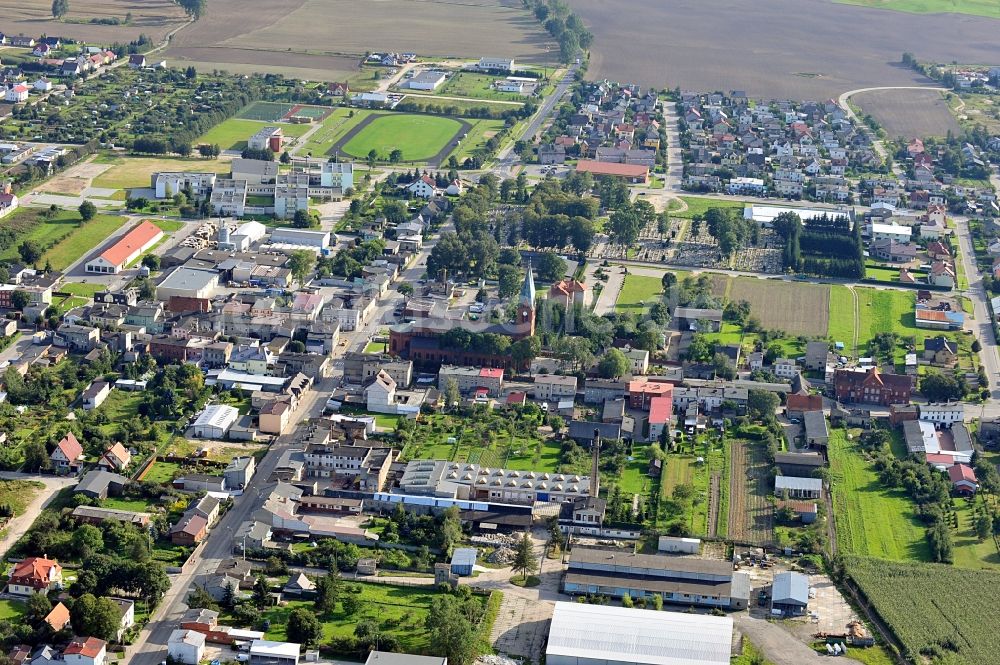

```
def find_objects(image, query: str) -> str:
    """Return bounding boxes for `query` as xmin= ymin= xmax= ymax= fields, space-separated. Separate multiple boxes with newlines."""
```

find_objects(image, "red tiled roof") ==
xmin=786 ymin=394 xmax=822 ymax=411
xmin=64 ymin=637 xmax=105 ymax=658
xmin=55 ymin=432 xmax=83 ymax=461
xmin=479 ymin=368 xmax=503 ymax=379
xmin=949 ymin=464 xmax=978 ymax=484
xmin=648 ymin=396 xmax=672 ymax=425
xmin=11 ymin=557 xmax=61 ymax=587
xmin=99 ymin=220 xmax=162 ymax=267
xmin=44 ymin=602 xmax=70 ymax=631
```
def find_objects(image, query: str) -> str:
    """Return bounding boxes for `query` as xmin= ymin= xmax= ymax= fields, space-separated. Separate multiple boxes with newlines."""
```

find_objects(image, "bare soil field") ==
xmin=0 ymin=0 xmax=185 ymax=43
xmin=728 ymin=278 xmax=830 ymax=337
xmin=42 ymin=160 xmax=112 ymax=196
xmin=852 ymin=88 xmax=960 ymax=138
xmin=164 ymin=0 xmax=556 ymax=81
xmin=568 ymin=0 xmax=1000 ymax=98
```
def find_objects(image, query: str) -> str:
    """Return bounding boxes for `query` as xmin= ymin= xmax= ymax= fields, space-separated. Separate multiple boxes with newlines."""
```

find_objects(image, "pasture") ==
xmin=845 ymin=555 xmax=1000 ymax=664
xmin=0 ymin=0 xmax=185 ymax=43
xmin=446 ymin=119 xmax=506 ymax=164
xmin=197 ymin=118 xmax=311 ymax=150
xmin=828 ymin=429 xmax=930 ymax=562
xmin=339 ymin=114 xmax=465 ymax=163
xmin=569 ymin=0 xmax=1000 ymax=98
xmin=91 ymin=156 xmax=232 ymax=190
xmin=852 ymin=88 xmax=959 ymax=139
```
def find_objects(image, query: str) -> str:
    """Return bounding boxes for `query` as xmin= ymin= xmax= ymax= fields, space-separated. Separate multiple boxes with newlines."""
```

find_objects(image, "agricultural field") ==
xmin=852 ymin=88 xmax=960 ymax=139
xmin=727 ymin=277 xmax=829 ymax=337
xmin=0 ymin=0 xmax=186 ymax=43
xmin=834 ymin=0 xmax=1000 ymax=17
xmin=197 ymin=118 xmax=311 ymax=151
xmin=845 ymin=555 xmax=1000 ymax=664
xmin=828 ymin=429 xmax=930 ymax=562
xmin=338 ymin=114 xmax=466 ymax=163
xmin=163 ymin=0 xmax=556 ymax=81
xmin=436 ymin=72 xmax=533 ymax=102
xmin=569 ymin=0 xmax=999 ymax=98
xmin=91 ymin=155 xmax=232 ymax=191
xmin=727 ymin=438 xmax=772 ymax=545
xmin=615 ymin=274 xmax=663 ymax=313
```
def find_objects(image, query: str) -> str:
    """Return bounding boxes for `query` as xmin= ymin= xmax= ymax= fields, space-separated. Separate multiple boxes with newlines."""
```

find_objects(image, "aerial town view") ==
xmin=0 ymin=0 xmax=998 ymax=664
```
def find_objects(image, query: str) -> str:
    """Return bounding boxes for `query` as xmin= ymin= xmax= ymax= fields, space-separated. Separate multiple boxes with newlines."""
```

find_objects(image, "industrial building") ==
xmin=155 ymin=267 xmax=220 ymax=300
xmin=192 ymin=404 xmax=240 ymax=439
xmin=398 ymin=459 xmax=591 ymax=504
xmin=407 ymin=70 xmax=448 ymax=90
xmin=269 ymin=227 xmax=331 ymax=249
xmin=85 ymin=220 xmax=164 ymax=274
xmin=545 ymin=601 xmax=733 ymax=665
xmin=562 ymin=547 xmax=750 ymax=609
xmin=771 ymin=571 xmax=809 ymax=616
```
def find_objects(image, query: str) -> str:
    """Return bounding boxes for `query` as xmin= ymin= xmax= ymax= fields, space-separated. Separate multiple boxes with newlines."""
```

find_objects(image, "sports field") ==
xmin=237 ymin=101 xmax=296 ymax=122
xmin=197 ymin=118 xmax=311 ymax=150
xmin=296 ymin=108 xmax=371 ymax=157
xmin=828 ymin=429 xmax=930 ymax=562
xmin=340 ymin=114 xmax=464 ymax=162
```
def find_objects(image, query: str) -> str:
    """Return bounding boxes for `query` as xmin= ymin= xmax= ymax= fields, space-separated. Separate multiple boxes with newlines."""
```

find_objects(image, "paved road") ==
xmin=0 ymin=473 xmax=77 ymax=559
xmin=733 ymin=614 xmax=828 ymax=665
xmin=953 ymin=212 xmax=1000 ymax=397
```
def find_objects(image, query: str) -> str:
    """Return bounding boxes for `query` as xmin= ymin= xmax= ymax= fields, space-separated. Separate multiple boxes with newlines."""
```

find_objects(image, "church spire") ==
xmin=519 ymin=262 xmax=536 ymax=308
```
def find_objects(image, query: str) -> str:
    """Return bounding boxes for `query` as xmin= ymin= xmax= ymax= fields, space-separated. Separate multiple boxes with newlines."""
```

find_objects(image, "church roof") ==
xmin=520 ymin=264 xmax=536 ymax=306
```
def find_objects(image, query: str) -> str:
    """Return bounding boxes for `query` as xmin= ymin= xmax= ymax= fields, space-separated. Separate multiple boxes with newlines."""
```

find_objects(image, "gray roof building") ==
xmin=772 ymin=571 xmax=809 ymax=610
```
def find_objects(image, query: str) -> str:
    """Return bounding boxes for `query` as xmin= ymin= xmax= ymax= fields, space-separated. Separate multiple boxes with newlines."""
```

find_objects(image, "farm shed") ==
xmin=774 ymin=475 xmax=822 ymax=499
xmin=546 ymin=601 xmax=733 ymax=665
xmin=772 ymin=571 xmax=809 ymax=616
xmin=657 ymin=536 xmax=700 ymax=554
xmin=450 ymin=547 xmax=477 ymax=576
xmin=192 ymin=404 xmax=240 ymax=438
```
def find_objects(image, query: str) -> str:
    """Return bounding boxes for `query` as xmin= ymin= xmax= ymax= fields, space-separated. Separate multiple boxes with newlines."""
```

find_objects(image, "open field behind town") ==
xmin=727 ymin=278 xmax=829 ymax=337
xmin=163 ymin=0 xmax=555 ymax=81
xmin=853 ymin=88 xmax=960 ymax=139
xmin=835 ymin=0 xmax=1000 ymax=18
xmin=0 ymin=0 xmax=185 ymax=43
xmin=91 ymin=155 xmax=232 ymax=190
xmin=197 ymin=118 xmax=312 ymax=151
xmin=568 ymin=0 xmax=1000 ymax=98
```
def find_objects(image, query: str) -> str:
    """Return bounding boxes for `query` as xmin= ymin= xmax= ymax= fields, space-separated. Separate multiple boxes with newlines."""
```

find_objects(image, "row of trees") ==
xmin=773 ymin=211 xmax=864 ymax=278
xmin=524 ymin=0 xmax=593 ymax=63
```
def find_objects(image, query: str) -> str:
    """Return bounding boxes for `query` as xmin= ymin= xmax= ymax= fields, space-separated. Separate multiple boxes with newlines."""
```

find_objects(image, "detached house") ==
xmin=63 ymin=637 xmax=106 ymax=665
xmin=50 ymin=432 xmax=84 ymax=475
xmin=98 ymin=442 xmax=132 ymax=472
xmin=833 ymin=367 xmax=913 ymax=406
xmin=407 ymin=175 xmax=437 ymax=199
xmin=8 ymin=556 xmax=62 ymax=595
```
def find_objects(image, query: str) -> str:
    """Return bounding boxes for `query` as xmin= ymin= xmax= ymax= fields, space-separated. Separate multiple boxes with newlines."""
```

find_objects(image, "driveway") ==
xmin=734 ymin=614 xmax=827 ymax=665
xmin=0 ymin=472 xmax=77 ymax=558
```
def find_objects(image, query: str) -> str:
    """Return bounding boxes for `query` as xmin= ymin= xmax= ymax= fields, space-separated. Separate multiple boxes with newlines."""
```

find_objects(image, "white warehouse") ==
xmin=546 ymin=602 xmax=733 ymax=665
xmin=191 ymin=404 xmax=240 ymax=439
xmin=269 ymin=227 xmax=331 ymax=249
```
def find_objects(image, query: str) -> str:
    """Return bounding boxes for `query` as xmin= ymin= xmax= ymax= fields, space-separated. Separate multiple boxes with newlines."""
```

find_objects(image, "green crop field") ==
xmin=845 ymin=555 xmax=1000 ymax=663
xmin=341 ymin=114 xmax=463 ymax=162
xmin=835 ymin=0 xmax=1000 ymax=18
xmin=615 ymin=274 xmax=662 ymax=313
xmin=828 ymin=429 xmax=930 ymax=561
xmin=43 ymin=214 xmax=128 ymax=271
xmin=827 ymin=286 xmax=857 ymax=351
xmin=197 ymin=118 xmax=310 ymax=150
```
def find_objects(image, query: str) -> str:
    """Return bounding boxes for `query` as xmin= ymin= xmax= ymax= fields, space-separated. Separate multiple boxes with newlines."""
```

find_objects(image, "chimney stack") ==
xmin=591 ymin=428 xmax=601 ymax=499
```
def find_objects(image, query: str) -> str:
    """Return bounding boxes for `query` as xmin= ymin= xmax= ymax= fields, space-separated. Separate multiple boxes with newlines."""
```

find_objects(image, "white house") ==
xmin=33 ymin=78 xmax=52 ymax=92
xmin=365 ymin=370 xmax=396 ymax=413
xmin=533 ymin=374 xmax=578 ymax=400
xmin=5 ymin=85 xmax=29 ymax=103
xmin=167 ymin=630 xmax=205 ymax=665
xmin=869 ymin=222 xmax=912 ymax=243
xmin=407 ymin=175 xmax=437 ymax=199
xmin=478 ymin=57 xmax=515 ymax=72
xmin=773 ymin=358 xmax=797 ymax=379
xmin=111 ymin=598 xmax=135 ymax=641
xmin=63 ymin=637 xmax=106 ymax=665
xmin=920 ymin=402 xmax=964 ymax=425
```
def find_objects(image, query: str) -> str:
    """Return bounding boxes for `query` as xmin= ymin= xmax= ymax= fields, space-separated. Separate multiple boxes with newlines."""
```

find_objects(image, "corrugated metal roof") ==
xmin=546 ymin=602 xmax=732 ymax=665
xmin=772 ymin=571 xmax=809 ymax=605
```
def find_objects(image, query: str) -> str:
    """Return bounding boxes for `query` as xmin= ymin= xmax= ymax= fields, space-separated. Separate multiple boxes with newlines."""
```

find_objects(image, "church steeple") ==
xmin=517 ymin=263 xmax=536 ymax=336
xmin=519 ymin=263 xmax=536 ymax=308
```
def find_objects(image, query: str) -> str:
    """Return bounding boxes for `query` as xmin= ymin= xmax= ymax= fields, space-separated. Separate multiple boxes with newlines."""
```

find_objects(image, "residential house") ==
xmin=167 ymin=630 xmax=205 ymax=665
xmin=98 ymin=443 xmax=131 ymax=472
xmin=170 ymin=513 xmax=209 ymax=546
xmin=834 ymin=367 xmax=913 ymax=406
xmin=81 ymin=380 xmax=110 ymax=411
xmin=63 ymin=638 xmax=106 ymax=665
xmin=7 ymin=557 xmax=62 ymax=595
xmin=50 ymin=432 xmax=84 ymax=475
xmin=923 ymin=337 xmax=958 ymax=366
xmin=949 ymin=464 xmax=978 ymax=495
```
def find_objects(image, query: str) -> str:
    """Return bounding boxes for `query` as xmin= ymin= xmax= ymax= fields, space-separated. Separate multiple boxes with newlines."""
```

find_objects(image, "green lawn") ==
xmin=0 ymin=480 xmax=45 ymax=517
xmin=949 ymin=495 xmax=1000 ymax=570
xmin=60 ymin=282 xmax=104 ymax=298
xmin=828 ymin=428 xmax=930 ymax=562
xmin=0 ymin=210 xmax=88 ymax=263
xmin=142 ymin=461 xmax=182 ymax=484
xmin=827 ymin=286 xmax=857 ymax=352
xmin=102 ymin=497 xmax=157 ymax=512
xmin=43 ymin=214 xmax=128 ymax=271
xmin=298 ymin=108 xmax=373 ymax=158
xmin=436 ymin=72 xmax=527 ymax=101
xmin=341 ymin=114 xmax=463 ymax=162
xmin=0 ymin=599 xmax=25 ymax=620
xmin=446 ymin=119 xmax=505 ymax=165
xmin=674 ymin=196 xmax=746 ymax=220
xmin=865 ymin=265 xmax=901 ymax=282
xmin=835 ymin=0 xmax=1000 ymax=18
xmin=152 ymin=219 xmax=185 ymax=233
xmin=260 ymin=584 xmax=467 ymax=653
xmin=615 ymin=274 xmax=663 ymax=313
xmin=197 ymin=118 xmax=311 ymax=150
xmin=364 ymin=341 xmax=388 ymax=354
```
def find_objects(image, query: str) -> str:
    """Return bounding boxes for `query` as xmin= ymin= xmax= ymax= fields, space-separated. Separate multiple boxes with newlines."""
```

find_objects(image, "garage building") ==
xmin=85 ymin=220 xmax=164 ymax=274
xmin=546 ymin=601 xmax=733 ymax=665
xmin=771 ymin=571 xmax=809 ymax=616
xmin=192 ymin=404 xmax=240 ymax=439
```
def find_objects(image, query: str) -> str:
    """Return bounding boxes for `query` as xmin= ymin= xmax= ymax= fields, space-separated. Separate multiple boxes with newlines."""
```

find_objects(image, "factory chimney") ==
xmin=591 ymin=428 xmax=601 ymax=499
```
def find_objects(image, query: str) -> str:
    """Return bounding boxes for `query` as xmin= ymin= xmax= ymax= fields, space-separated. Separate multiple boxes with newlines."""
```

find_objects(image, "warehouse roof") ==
xmin=774 ymin=476 xmax=823 ymax=492
xmin=772 ymin=571 xmax=809 ymax=606
xmin=546 ymin=601 xmax=733 ymax=665
xmin=569 ymin=547 xmax=732 ymax=577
